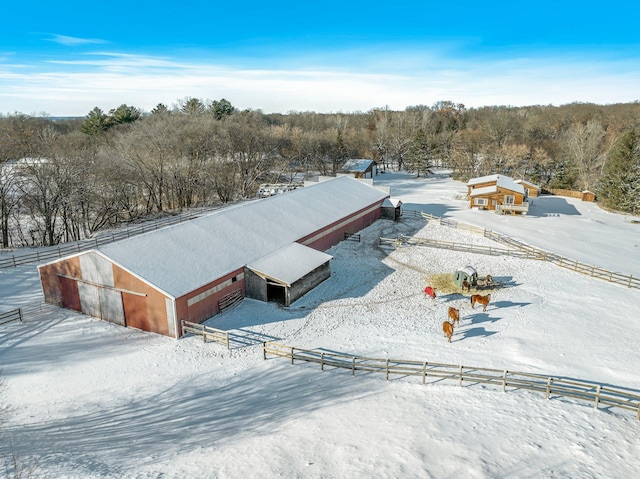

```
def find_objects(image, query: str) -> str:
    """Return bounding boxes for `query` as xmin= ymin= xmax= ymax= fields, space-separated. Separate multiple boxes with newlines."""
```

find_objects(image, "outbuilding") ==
xmin=381 ymin=198 xmax=403 ymax=221
xmin=340 ymin=159 xmax=377 ymax=179
xmin=38 ymin=176 xmax=389 ymax=337
xmin=454 ymin=266 xmax=478 ymax=288
xmin=467 ymin=174 xmax=528 ymax=214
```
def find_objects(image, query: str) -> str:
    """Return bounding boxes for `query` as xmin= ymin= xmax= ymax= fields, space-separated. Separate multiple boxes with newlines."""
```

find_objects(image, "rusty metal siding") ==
xmin=59 ymin=276 xmax=81 ymax=311
xmin=113 ymin=263 xmax=170 ymax=336
xmin=39 ymin=256 xmax=82 ymax=306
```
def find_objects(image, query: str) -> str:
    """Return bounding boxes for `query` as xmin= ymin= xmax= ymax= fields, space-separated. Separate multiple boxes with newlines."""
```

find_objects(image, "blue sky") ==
xmin=2 ymin=1 xmax=639 ymax=116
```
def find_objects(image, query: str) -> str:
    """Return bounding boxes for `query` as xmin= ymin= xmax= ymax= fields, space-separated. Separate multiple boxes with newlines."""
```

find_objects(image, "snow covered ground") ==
xmin=1 ymin=171 xmax=640 ymax=478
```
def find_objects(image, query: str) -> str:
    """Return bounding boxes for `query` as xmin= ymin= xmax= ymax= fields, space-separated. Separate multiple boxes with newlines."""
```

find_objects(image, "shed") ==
xmin=514 ymin=179 xmax=541 ymax=198
xmin=38 ymin=176 xmax=389 ymax=338
xmin=381 ymin=198 xmax=402 ymax=221
xmin=453 ymin=266 xmax=478 ymax=287
xmin=340 ymin=159 xmax=377 ymax=179
xmin=244 ymin=243 xmax=332 ymax=306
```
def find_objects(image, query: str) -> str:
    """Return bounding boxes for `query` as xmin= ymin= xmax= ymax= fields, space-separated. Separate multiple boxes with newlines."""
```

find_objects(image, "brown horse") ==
xmin=448 ymin=306 xmax=460 ymax=326
xmin=442 ymin=320 xmax=454 ymax=342
xmin=471 ymin=293 xmax=491 ymax=312
xmin=461 ymin=279 xmax=471 ymax=292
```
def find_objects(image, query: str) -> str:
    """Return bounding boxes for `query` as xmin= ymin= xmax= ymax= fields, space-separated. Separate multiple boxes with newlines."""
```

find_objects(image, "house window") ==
xmin=504 ymin=195 xmax=515 ymax=205
xmin=474 ymin=198 xmax=488 ymax=206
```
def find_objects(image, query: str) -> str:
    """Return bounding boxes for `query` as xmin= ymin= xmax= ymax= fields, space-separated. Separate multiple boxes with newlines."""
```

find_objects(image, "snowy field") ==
xmin=1 ymin=171 xmax=640 ymax=478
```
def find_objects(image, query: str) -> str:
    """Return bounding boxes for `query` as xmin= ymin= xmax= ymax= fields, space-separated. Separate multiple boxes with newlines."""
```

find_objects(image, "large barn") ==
xmin=38 ymin=176 xmax=389 ymax=338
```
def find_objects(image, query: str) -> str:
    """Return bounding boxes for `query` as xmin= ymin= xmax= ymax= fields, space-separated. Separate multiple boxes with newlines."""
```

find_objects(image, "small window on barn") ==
xmin=475 ymin=198 xmax=488 ymax=206
xmin=504 ymin=195 xmax=515 ymax=204
xmin=232 ymin=276 xmax=238 ymax=283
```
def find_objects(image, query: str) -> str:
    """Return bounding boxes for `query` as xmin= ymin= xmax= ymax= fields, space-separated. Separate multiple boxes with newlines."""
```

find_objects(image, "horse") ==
xmin=448 ymin=306 xmax=460 ymax=326
xmin=442 ymin=321 xmax=454 ymax=342
xmin=461 ymin=279 xmax=471 ymax=292
xmin=424 ymin=286 xmax=436 ymax=300
xmin=476 ymin=274 xmax=494 ymax=287
xmin=471 ymin=293 xmax=491 ymax=312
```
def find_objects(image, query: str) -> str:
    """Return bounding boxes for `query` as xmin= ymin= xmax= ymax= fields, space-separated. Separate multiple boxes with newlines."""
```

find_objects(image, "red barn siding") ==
xmin=112 ymin=263 xmax=171 ymax=336
xmin=298 ymin=202 xmax=383 ymax=251
xmin=175 ymin=269 xmax=246 ymax=336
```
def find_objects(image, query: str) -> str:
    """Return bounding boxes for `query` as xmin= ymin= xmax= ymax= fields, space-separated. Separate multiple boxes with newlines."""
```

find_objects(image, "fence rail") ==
xmin=0 ymin=204 xmax=233 ymax=270
xmin=181 ymin=320 xmax=230 ymax=349
xmin=0 ymin=301 xmax=60 ymax=326
xmin=381 ymin=236 xmax=550 ymax=260
xmin=263 ymin=342 xmax=640 ymax=420
xmin=400 ymin=209 xmax=640 ymax=290
xmin=0 ymin=308 xmax=22 ymax=326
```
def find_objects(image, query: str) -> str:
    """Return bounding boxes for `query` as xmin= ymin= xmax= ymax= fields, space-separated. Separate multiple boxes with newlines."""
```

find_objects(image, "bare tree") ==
xmin=564 ymin=120 xmax=611 ymax=191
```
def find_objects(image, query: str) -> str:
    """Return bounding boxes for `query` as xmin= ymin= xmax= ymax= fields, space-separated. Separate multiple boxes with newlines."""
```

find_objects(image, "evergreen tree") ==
xmin=597 ymin=130 xmax=640 ymax=213
xmin=80 ymin=107 xmax=111 ymax=135
xmin=405 ymin=129 xmax=433 ymax=177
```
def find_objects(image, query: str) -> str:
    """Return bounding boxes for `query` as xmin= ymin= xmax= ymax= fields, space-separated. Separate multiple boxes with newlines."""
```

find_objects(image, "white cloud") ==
xmin=48 ymin=34 xmax=109 ymax=46
xmin=1 ymin=50 xmax=639 ymax=116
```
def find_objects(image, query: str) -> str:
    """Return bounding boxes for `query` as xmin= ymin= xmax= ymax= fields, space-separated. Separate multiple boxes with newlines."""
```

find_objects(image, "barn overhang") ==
xmin=245 ymin=243 xmax=332 ymax=306
xmin=246 ymin=242 xmax=332 ymax=287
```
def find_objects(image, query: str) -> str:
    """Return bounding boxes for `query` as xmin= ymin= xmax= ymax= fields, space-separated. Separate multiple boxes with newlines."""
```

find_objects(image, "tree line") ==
xmin=1 ymin=98 xmax=639 ymax=248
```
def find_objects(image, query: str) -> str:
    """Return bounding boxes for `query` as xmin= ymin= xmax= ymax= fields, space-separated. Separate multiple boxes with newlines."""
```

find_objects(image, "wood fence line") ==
xmin=381 ymin=236 xmax=550 ymax=260
xmin=400 ymin=209 xmax=640 ymax=290
xmin=0 ymin=308 xmax=22 ymax=326
xmin=263 ymin=341 xmax=640 ymax=420
xmin=0 ymin=204 xmax=228 ymax=270
xmin=218 ymin=289 xmax=243 ymax=312
xmin=0 ymin=301 xmax=59 ymax=326
xmin=181 ymin=320 xmax=230 ymax=349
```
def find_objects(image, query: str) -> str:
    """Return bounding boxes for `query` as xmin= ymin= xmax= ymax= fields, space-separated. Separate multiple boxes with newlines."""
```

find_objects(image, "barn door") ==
xmin=77 ymin=282 xmax=125 ymax=325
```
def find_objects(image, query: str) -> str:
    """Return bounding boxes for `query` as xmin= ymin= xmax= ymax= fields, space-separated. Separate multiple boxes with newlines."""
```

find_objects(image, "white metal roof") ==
xmin=341 ymin=159 xmax=375 ymax=173
xmin=470 ymin=185 xmax=498 ymax=196
xmin=468 ymin=174 xmax=525 ymax=195
xmin=382 ymin=198 xmax=402 ymax=207
xmin=247 ymin=243 xmax=332 ymax=286
xmin=97 ymin=176 xmax=388 ymax=298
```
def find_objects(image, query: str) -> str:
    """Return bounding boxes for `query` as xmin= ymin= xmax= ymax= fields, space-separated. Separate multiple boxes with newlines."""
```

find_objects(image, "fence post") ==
xmin=546 ymin=377 xmax=552 ymax=399
xmin=628 ymin=275 xmax=633 ymax=288
xmin=352 ymin=357 xmax=356 ymax=376
xmin=321 ymin=352 xmax=324 ymax=371
xmin=226 ymin=332 xmax=230 ymax=350
xmin=502 ymin=370 xmax=507 ymax=392
xmin=422 ymin=361 xmax=427 ymax=385
xmin=458 ymin=365 xmax=463 ymax=387
xmin=594 ymin=385 xmax=601 ymax=409
xmin=18 ymin=308 xmax=23 ymax=322
xmin=385 ymin=359 xmax=389 ymax=381
xmin=263 ymin=342 xmax=266 ymax=360
xmin=291 ymin=347 xmax=295 ymax=365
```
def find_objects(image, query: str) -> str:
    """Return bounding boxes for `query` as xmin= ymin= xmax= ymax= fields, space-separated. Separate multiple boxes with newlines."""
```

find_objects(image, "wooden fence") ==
xmin=381 ymin=236 xmax=550 ymax=260
xmin=218 ymin=289 xmax=243 ymax=312
xmin=181 ymin=320 xmax=230 ymax=349
xmin=344 ymin=232 xmax=361 ymax=242
xmin=400 ymin=210 xmax=640 ymax=290
xmin=0 ymin=308 xmax=22 ymax=326
xmin=0 ymin=301 xmax=60 ymax=326
xmin=263 ymin=342 xmax=640 ymax=420
xmin=0 ymin=204 xmax=231 ymax=270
